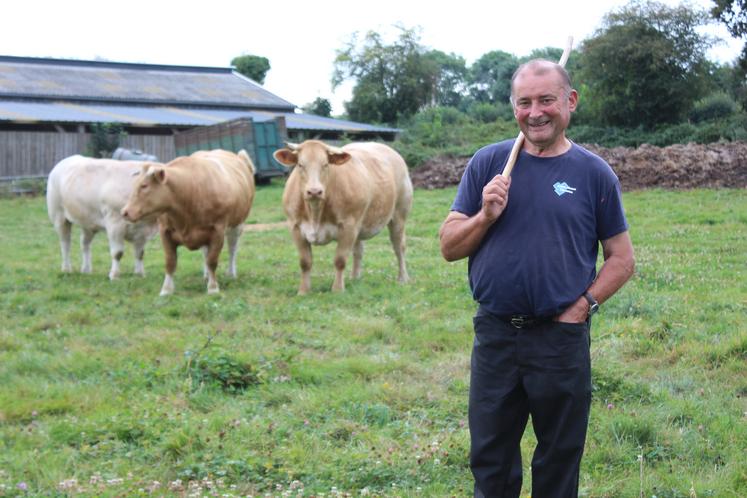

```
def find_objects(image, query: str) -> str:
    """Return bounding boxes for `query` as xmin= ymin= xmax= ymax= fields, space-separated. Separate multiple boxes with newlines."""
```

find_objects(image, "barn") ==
xmin=0 ymin=55 xmax=399 ymax=180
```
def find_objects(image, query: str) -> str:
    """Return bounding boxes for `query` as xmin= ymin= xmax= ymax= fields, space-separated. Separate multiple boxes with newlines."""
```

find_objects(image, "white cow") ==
xmin=46 ymin=155 xmax=160 ymax=279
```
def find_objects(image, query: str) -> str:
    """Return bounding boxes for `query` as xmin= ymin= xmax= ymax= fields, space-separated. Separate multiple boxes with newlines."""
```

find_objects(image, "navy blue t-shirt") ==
xmin=451 ymin=140 xmax=629 ymax=317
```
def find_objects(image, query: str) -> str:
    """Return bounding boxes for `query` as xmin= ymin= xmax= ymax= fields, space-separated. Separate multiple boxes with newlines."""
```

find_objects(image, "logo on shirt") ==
xmin=553 ymin=181 xmax=576 ymax=196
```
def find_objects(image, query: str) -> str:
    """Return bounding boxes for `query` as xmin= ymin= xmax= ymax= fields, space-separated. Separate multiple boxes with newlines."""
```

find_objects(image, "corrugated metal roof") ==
xmin=0 ymin=55 xmax=295 ymax=110
xmin=0 ymin=100 xmax=400 ymax=134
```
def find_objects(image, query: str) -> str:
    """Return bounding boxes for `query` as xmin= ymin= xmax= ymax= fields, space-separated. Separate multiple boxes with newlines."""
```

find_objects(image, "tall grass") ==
xmin=0 ymin=182 xmax=745 ymax=497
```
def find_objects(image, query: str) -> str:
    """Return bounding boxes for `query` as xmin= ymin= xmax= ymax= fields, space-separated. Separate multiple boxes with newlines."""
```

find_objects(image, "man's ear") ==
xmin=273 ymin=149 xmax=298 ymax=167
xmin=568 ymin=89 xmax=579 ymax=112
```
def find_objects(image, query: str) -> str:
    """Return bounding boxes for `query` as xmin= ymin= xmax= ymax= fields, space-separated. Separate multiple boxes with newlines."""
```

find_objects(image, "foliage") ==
xmin=710 ymin=0 xmax=747 ymax=39
xmin=333 ymin=26 xmax=466 ymax=124
xmin=467 ymin=50 xmax=518 ymax=105
xmin=465 ymin=101 xmax=514 ymax=123
xmin=579 ymin=0 xmax=714 ymax=128
xmin=1 ymin=186 xmax=746 ymax=496
xmin=85 ymin=122 xmax=125 ymax=158
xmin=689 ymin=92 xmax=739 ymax=122
xmin=188 ymin=352 xmax=262 ymax=393
xmin=424 ymin=49 xmax=468 ymax=108
xmin=394 ymin=108 xmax=517 ymax=167
xmin=301 ymin=97 xmax=332 ymax=117
xmin=568 ymin=111 xmax=747 ymax=146
xmin=711 ymin=0 xmax=747 ymax=75
xmin=231 ymin=54 xmax=271 ymax=84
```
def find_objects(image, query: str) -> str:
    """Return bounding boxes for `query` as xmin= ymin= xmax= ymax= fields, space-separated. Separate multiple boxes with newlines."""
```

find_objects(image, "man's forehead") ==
xmin=513 ymin=72 xmax=565 ymax=96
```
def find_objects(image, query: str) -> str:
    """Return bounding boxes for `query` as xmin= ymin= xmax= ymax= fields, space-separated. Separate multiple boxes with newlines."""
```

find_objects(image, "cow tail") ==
xmin=238 ymin=150 xmax=255 ymax=176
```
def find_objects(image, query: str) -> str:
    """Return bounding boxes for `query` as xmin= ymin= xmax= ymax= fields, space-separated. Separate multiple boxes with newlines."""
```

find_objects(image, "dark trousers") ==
xmin=469 ymin=306 xmax=591 ymax=498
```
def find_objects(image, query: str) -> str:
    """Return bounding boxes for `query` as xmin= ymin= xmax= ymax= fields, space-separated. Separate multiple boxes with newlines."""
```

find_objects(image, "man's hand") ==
xmin=482 ymin=175 xmax=511 ymax=222
xmin=439 ymin=175 xmax=511 ymax=261
xmin=555 ymin=296 xmax=589 ymax=323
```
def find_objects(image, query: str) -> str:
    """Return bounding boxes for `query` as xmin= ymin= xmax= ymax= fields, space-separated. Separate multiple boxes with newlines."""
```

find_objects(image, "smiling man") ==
xmin=439 ymin=60 xmax=635 ymax=497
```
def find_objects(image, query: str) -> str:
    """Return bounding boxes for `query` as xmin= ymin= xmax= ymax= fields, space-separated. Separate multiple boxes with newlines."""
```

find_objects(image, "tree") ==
xmin=423 ymin=50 xmax=468 ymax=107
xmin=711 ymin=0 xmax=747 ymax=71
xmin=332 ymin=26 xmax=463 ymax=124
xmin=467 ymin=50 xmax=518 ymax=105
xmin=86 ymin=123 xmax=125 ymax=158
xmin=302 ymin=97 xmax=332 ymax=117
xmin=579 ymin=0 xmax=714 ymax=128
xmin=231 ymin=54 xmax=271 ymax=84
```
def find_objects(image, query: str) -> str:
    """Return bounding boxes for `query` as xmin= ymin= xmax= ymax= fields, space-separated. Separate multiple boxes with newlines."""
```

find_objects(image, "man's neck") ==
xmin=523 ymin=137 xmax=572 ymax=157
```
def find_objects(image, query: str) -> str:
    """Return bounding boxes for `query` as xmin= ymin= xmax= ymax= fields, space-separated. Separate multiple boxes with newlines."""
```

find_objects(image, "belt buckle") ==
xmin=510 ymin=315 xmax=530 ymax=328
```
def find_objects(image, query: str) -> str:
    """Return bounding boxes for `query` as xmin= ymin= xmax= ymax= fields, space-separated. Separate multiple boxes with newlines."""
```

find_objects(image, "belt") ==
xmin=498 ymin=314 xmax=553 ymax=329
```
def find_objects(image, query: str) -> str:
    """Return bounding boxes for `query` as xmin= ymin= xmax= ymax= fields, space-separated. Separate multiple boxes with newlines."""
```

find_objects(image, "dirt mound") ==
xmin=411 ymin=142 xmax=747 ymax=191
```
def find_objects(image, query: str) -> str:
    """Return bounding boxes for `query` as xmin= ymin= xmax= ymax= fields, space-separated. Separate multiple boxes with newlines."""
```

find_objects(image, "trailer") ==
xmin=174 ymin=116 xmax=288 ymax=183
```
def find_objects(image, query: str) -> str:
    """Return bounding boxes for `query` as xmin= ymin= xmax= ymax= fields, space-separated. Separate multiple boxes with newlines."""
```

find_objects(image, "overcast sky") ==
xmin=3 ymin=0 xmax=742 ymax=115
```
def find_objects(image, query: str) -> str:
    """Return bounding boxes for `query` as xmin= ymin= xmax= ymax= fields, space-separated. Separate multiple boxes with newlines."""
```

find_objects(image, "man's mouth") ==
xmin=529 ymin=120 xmax=550 ymax=128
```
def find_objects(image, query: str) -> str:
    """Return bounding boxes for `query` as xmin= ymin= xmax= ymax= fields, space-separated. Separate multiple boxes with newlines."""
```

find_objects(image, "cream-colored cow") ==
xmin=122 ymin=149 xmax=255 ymax=295
xmin=274 ymin=140 xmax=413 ymax=294
xmin=46 ymin=155 xmax=160 ymax=279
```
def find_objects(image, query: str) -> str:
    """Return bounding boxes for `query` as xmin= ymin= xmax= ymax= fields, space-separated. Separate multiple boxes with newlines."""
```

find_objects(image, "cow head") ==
xmin=273 ymin=141 xmax=351 ymax=202
xmin=121 ymin=163 xmax=169 ymax=222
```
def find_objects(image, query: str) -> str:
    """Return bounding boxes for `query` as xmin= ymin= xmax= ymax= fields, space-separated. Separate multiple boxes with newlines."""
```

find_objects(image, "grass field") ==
xmin=0 ymin=182 xmax=745 ymax=497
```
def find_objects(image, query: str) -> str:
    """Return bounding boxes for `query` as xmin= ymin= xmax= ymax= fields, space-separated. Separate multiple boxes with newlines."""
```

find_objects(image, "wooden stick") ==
xmin=501 ymin=36 xmax=574 ymax=177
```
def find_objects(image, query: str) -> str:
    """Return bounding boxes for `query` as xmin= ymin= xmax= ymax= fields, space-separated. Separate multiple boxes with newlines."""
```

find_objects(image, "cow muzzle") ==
xmin=121 ymin=206 xmax=137 ymax=222
xmin=305 ymin=187 xmax=324 ymax=200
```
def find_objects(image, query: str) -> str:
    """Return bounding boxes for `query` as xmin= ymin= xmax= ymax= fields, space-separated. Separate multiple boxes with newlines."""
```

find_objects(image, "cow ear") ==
xmin=273 ymin=149 xmax=298 ymax=167
xmin=154 ymin=168 xmax=166 ymax=184
xmin=328 ymin=151 xmax=351 ymax=166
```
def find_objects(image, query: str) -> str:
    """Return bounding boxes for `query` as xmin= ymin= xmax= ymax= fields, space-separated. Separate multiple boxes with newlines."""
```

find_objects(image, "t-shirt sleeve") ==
xmin=597 ymin=179 xmax=629 ymax=240
xmin=451 ymin=157 xmax=484 ymax=216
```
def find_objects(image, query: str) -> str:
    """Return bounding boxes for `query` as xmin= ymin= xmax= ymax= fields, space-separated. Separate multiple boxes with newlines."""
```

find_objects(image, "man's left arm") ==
xmin=556 ymin=230 xmax=636 ymax=323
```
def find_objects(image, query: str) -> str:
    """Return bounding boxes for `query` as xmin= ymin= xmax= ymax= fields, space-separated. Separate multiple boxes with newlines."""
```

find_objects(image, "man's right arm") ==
xmin=439 ymin=175 xmax=510 ymax=261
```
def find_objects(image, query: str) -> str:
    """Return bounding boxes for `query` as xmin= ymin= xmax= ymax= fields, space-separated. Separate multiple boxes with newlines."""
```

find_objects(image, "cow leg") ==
xmin=55 ymin=217 xmax=73 ymax=273
xmin=201 ymin=246 xmax=209 ymax=280
xmin=105 ymin=225 xmax=126 ymax=280
xmin=225 ymin=225 xmax=243 ymax=278
xmin=80 ymin=228 xmax=96 ymax=274
xmin=291 ymin=226 xmax=313 ymax=295
xmin=352 ymin=239 xmax=364 ymax=279
xmin=332 ymin=227 xmax=357 ymax=292
xmin=204 ymin=230 xmax=225 ymax=294
xmin=160 ymin=231 xmax=178 ymax=296
xmin=388 ymin=215 xmax=409 ymax=283
xmin=132 ymin=235 xmax=147 ymax=277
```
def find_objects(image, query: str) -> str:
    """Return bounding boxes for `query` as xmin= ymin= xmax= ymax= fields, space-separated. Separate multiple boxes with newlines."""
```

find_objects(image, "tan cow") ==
xmin=121 ymin=149 xmax=255 ymax=295
xmin=273 ymin=140 xmax=413 ymax=294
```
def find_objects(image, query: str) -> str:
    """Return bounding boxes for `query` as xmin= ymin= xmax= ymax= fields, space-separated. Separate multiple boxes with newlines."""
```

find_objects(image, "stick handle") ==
xmin=501 ymin=36 xmax=574 ymax=178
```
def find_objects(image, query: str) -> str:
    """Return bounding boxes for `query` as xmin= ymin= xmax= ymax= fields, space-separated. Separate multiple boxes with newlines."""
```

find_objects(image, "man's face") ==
xmin=512 ymin=68 xmax=577 ymax=152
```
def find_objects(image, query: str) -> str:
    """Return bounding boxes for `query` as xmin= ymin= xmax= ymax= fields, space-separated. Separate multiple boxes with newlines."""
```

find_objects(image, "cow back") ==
xmin=47 ymin=155 xmax=155 ymax=230
xmin=163 ymin=150 xmax=255 ymax=228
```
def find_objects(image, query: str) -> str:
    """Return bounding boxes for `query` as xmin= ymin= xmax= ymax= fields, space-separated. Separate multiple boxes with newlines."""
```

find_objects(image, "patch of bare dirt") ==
xmin=411 ymin=142 xmax=747 ymax=191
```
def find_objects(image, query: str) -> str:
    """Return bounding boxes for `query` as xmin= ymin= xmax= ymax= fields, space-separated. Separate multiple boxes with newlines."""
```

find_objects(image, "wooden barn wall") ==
xmin=0 ymin=131 xmax=176 ymax=179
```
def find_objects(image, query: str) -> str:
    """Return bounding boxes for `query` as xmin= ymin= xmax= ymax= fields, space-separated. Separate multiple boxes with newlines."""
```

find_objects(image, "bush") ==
xmin=465 ymin=102 xmax=513 ymax=123
xmin=188 ymin=353 xmax=261 ymax=393
xmin=689 ymin=92 xmax=739 ymax=123
xmin=85 ymin=122 xmax=125 ymax=158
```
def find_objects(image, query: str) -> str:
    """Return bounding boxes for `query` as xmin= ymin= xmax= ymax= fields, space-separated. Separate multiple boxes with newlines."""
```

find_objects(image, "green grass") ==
xmin=0 ymin=182 xmax=745 ymax=497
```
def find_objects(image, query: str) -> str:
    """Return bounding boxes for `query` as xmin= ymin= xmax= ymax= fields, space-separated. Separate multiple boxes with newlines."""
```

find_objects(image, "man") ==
xmin=439 ymin=60 xmax=635 ymax=497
